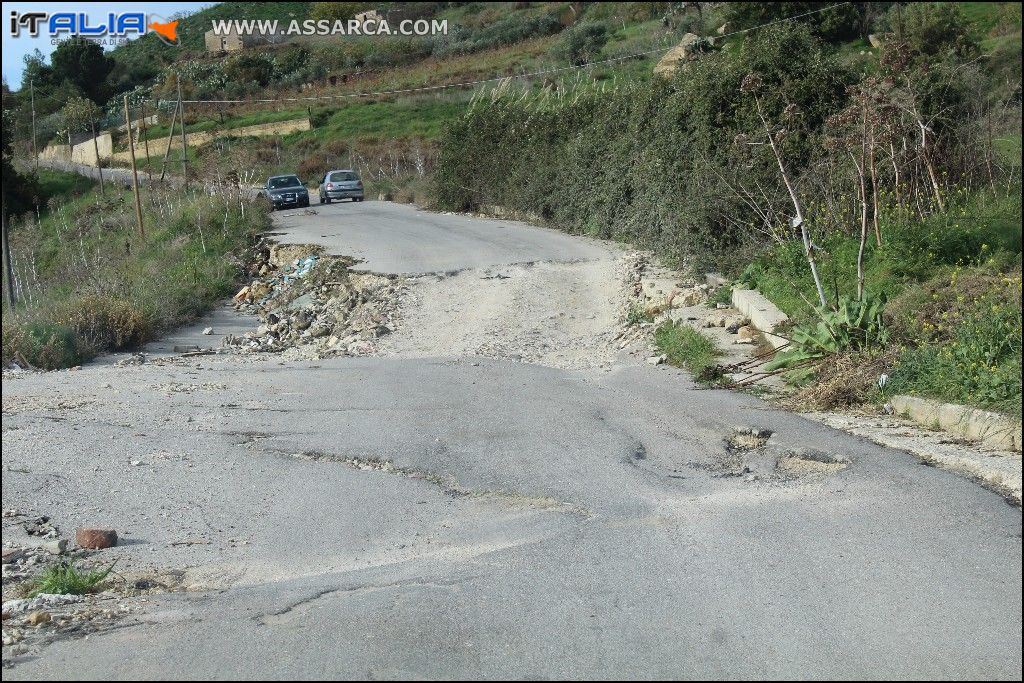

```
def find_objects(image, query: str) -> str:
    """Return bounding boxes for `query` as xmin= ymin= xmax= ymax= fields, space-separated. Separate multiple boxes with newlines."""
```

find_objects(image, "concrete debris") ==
xmin=2 ymin=593 xmax=84 ymax=616
xmin=114 ymin=353 xmax=146 ymax=367
xmin=230 ymin=240 xmax=402 ymax=360
xmin=26 ymin=611 xmax=51 ymax=626
xmin=42 ymin=540 xmax=68 ymax=555
xmin=23 ymin=517 xmax=58 ymax=539
xmin=735 ymin=325 xmax=758 ymax=344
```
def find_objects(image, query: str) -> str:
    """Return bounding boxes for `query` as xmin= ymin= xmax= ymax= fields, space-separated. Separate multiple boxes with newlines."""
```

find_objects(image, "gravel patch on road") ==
xmin=379 ymin=258 xmax=623 ymax=371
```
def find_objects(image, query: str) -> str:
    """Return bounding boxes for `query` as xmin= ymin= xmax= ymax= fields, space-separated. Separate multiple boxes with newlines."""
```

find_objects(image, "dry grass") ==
xmin=783 ymin=350 xmax=897 ymax=413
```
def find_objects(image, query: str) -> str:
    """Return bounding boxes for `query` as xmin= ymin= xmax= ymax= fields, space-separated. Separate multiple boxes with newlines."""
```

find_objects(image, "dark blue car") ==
xmin=261 ymin=175 xmax=310 ymax=210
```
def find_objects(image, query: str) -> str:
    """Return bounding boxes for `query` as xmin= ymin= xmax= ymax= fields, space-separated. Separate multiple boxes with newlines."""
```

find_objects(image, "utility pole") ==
xmin=140 ymin=100 xmax=152 ymax=180
xmin=1 ymin=206 xmax=16 ymax=309
xmin=159 ymin=99 xmax=180 ymax=182
xmin=29 ymin=80 xmax=38 ymax=173
xmin=177 ymin=79 xmax=189 ymax=191
xmin=124 ymin=96 xmax=145 ymax=237
xmin=90 ymin=115 xmax=105 ymax=197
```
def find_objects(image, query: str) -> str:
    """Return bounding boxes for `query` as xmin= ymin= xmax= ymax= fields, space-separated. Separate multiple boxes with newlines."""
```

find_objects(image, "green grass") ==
xmin=655 ymin=322 xmax=722 ymax=380
xmin=625 ymin=303 xmax=655 ymax=326
xmin=137 ymin=109 xmax=310 ymax=145
xmin=298 ymin=97 xmax=469 ymax=142
xmin=743 ymin=193 xmax=1023 ymax=323
xmin=28 ymin=560 xmax=116 ymax=597
xmin=740 ymin=191 xmax=1022 ymax=415
xmin=34 ymin=168 xmax=96 ymax=203
xmin=959 ymin=2 xmax=1020 ymax=37
xmin=3 ymin=182 xmax=270 ymax=368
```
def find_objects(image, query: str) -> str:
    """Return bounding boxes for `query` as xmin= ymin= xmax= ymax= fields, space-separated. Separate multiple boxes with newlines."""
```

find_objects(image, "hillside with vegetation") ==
xmin=430 ymin=2 xmax=1022 ymax=416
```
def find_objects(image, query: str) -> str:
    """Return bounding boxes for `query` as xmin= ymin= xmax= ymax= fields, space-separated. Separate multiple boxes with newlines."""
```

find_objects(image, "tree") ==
xmin=61 ymin=96 xmax=100 ymax=135
xmin=50 ymin=39 xmax=114 ymax=104
xmin=20 ymin=50 xmax=54 ymax=91
xmin=61 ymin=97 xmax=105 ymax=195
xmin=1 ymin=109 xmax=36 ymax=217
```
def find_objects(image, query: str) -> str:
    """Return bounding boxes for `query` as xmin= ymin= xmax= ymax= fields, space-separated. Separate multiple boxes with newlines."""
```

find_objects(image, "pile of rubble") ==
xmin=615 ymin=250 xmax=767 ymax=369
xmin=229 ymin=242 xmax=403 ymax=359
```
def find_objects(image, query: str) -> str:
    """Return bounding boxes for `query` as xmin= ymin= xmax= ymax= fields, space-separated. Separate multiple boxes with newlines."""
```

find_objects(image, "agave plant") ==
xmin=766 ymin=292 xmax=889 ymax=372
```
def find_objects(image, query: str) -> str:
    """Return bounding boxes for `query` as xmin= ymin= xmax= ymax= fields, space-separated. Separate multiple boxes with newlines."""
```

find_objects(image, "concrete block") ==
xmin=891 ymin=394 xmax=1021 ymax=452
xmin=731 ymin=287 xmax=789 ymax=349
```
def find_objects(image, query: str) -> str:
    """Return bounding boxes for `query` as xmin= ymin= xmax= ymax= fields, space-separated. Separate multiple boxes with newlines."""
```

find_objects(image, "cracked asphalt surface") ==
xmin=2 ymin=201 xmax=1021 ymax=679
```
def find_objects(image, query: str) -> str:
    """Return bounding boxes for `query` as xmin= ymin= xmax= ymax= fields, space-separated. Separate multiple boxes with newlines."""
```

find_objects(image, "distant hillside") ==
xmin=109 ymin=2 xmax=311 ymax=81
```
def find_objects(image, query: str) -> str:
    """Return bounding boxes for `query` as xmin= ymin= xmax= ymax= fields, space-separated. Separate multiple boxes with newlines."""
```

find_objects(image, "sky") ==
xmin=2 ymin=2 xmax=210 ymax=89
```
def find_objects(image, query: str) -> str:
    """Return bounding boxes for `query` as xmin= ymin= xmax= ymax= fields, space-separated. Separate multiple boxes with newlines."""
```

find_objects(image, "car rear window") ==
xmin=329 ymin=172 xmax=359 ymax=182
xmin=269 ymin=176 xmax=301 ymax=189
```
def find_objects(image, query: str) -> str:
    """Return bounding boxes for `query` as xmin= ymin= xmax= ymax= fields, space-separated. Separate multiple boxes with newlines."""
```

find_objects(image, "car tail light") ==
xmin=326 ymin=183 xmax=334 ymax=190
xmin=356 ymin=181 xmax=363 ymax=189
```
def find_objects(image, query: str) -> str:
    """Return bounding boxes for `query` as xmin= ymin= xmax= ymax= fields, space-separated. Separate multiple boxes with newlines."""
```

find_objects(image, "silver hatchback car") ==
xmin=318 ymin=169 xmax=364 ymax=204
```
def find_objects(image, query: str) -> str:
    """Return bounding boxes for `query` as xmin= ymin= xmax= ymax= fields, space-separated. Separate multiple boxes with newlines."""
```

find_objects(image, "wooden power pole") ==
xmin=90 ymin=117 xmax=105 ymax=197
xmin=159 ymin=99 xmax=180 ymax=182
xmin=1 ymin=207 xmax=16 ymax=309
xmin=124 ymin=96 xmax=146 ymax=237
xmin=140 ymin=100 xmax=152 ymax=180
xmin=29 ymin=80 xmax=38 ymax=173
xmin=177 ymin=79 xmax=189 ymax=191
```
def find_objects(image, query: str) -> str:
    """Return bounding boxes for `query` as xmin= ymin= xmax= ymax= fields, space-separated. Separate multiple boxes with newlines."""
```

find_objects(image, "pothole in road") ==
xmin=696 ymin=427 xmax=850 ymax=483
xmin=285 ymin=450 xmax=589 ymax=516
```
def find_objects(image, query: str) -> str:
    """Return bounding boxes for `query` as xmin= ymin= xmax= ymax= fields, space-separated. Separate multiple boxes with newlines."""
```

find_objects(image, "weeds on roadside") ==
xmin=655 ymin=322 xmax=723 ymax=383
xmin=27 ymin=560 xmax=116 ymax=598
xmin=625 ymin=304 xmax=655 ymax=326
xmin=706 ymin=286 xmax=732 ymax=308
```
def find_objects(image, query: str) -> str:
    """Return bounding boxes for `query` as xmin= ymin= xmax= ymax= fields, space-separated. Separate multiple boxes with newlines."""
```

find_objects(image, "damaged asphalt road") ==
xmin=2 ymin=202 xmax=1021 ymax=679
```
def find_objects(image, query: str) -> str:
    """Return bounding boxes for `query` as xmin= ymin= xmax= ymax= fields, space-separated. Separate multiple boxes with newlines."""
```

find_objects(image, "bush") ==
xmin=49 ymin=295 xmax=151 ymax=355
xmin=725 ymin=2 xmax=865 ymax=41
xmin=887 ymin=269 xmax=1022 ymax=416
xmin=2 ymin=319 xmax=82 ymax=370
xmin=432 ymin=12 xmax=563 ymax=58
xmin=554 ymin=21 xmax=609 ymax=66
xmin=225 ymin=52 xmax=275 ymax=87
xmin=433 ymin=22 xmax=853 ymax=269
xmin=879 ymin=2 xmax=980 ymax=61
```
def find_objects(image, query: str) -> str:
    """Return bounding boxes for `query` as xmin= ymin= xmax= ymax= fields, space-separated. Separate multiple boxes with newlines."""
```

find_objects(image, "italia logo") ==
xmin=9 ymin=11 xmax=180 ymax=45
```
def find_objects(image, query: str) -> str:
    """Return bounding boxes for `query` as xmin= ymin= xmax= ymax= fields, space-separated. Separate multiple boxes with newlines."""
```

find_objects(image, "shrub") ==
xmin=554 ymin=21 xmax=609 ymax=66
xmin=879 ymin=2 xmax=980 ymax=61
xmin=49 ymin=295 xmax=151 ymax=356
xmin=433 ymin=22 xmax=854 ymax=270
xmin=224 ymin=52 xmax=275 ymax=87
xmin=2 ymin=319 xmax=82 ymax=370
xmin=432 ymin=12 xmax=563 ymax=58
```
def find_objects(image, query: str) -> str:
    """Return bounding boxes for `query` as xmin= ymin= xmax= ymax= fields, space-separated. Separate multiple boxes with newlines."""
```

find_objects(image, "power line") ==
xmin=154 ymin=3 xmax=853 ymax=107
